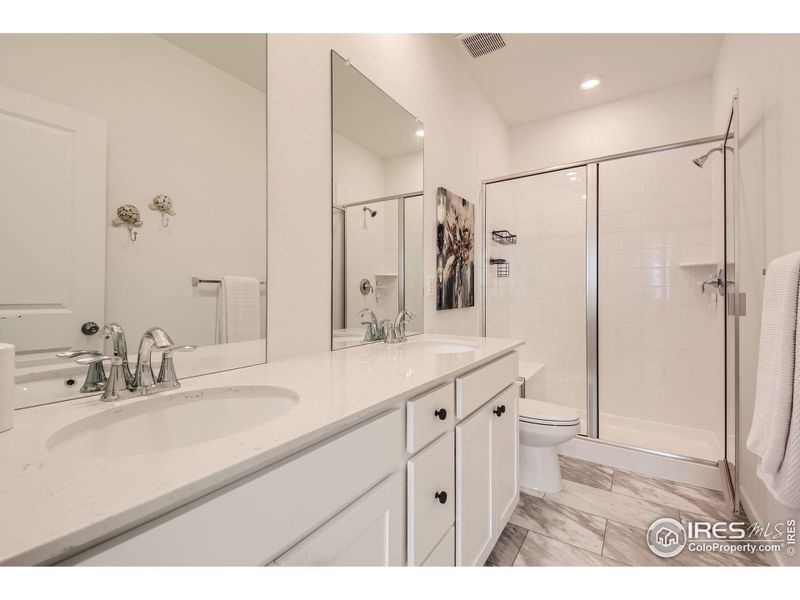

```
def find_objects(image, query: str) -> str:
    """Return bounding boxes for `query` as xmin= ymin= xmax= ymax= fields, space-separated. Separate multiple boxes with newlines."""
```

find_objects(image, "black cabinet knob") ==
xmin=435 ymin=491 xmax=448 ymax=504
xmin=81 ymin=322 xmax=100 ymax=335
xmin=434 ymin=408 xmax=447 ymax=421
xmin=493 ymin=405 xmax=506 ymax=417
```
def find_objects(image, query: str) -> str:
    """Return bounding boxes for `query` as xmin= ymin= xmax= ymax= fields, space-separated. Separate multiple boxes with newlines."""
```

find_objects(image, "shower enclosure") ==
xmin=483 ymin=99 xmax=739 ymax=505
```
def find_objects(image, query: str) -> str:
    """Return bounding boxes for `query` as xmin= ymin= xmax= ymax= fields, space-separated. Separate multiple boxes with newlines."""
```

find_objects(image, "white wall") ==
xmin=712 ymin=34 xmax=800 ymax=565
xmin=510 ymin=79 xmax=714 ymax=172
xmin=268 ymin=34 xmax=509 ymax=359
xmin=0 ymin=34 xmax=266 ymax=351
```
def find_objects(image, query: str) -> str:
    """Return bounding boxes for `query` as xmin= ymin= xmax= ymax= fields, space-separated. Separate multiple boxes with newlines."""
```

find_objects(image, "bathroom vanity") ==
xmin=0 ymin=335 xmax=521 ymax=566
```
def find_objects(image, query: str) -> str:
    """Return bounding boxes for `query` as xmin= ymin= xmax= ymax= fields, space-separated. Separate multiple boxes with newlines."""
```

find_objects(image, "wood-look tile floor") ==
xmin=485 ymin=456 xmax=769 ymax=567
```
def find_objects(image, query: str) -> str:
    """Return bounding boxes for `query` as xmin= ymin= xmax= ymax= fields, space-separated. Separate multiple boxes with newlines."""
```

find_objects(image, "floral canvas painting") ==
xmin=436 ymin=187 xmax=474 ymax=310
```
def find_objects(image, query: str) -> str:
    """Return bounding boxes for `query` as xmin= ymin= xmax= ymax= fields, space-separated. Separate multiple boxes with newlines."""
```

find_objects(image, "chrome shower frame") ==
xmin=481 ymin=133 xmax=728 ymax=465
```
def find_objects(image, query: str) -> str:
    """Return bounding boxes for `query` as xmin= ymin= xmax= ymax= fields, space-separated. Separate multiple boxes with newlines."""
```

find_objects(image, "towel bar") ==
xmin=191 ymin=277 xmax=266 ymax=286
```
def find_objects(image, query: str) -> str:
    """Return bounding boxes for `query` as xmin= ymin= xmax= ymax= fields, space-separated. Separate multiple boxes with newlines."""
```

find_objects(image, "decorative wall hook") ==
xmin=112 ymin=204 xmax=142 ymax=241
xmin=149 ymin=194 xmax=175 ymax=228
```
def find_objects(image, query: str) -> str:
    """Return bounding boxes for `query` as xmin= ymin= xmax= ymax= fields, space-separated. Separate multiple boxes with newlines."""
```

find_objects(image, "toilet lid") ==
xmin=519 ymin=398 xmax=581 ymax=426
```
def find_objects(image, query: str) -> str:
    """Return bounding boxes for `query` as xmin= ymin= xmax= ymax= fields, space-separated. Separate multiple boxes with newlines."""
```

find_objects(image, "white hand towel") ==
xmin=215 ymin=276 xmax=261 ymax=344
xmin=0 ymin=343 xmax=14 ymax=433
xmin=747 ymin=250 xmax=800 ymax=508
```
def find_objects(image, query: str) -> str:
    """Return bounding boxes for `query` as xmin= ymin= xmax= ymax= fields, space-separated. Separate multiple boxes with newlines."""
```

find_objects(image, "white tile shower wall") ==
xmin=485 ymin=169 xmax=587 ymax=419
xmin=598 ymin=146 xmax=724 ymax=446
xmin=268 ymin=34 xmax=509 ymax=360
xmin=344 ymin=201 xmax=399 ymax=328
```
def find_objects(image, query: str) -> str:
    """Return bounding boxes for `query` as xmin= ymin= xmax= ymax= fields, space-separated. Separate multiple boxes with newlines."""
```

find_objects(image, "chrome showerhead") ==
xmin=692 ymin=143 xmax=733 ymax=168
xmin=363 ymin=206 xmax=377 ymax=217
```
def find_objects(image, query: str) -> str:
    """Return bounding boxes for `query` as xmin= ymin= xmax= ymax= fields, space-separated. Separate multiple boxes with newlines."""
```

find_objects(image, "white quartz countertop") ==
xmin=0 ymin=334 xmax=522 ymax=565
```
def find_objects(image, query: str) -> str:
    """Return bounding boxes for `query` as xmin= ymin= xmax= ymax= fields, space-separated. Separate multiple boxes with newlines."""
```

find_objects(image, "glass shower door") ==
xmin=485 ymin=167 xmax=589 ymax=433
xmin=596 ymin=143 xmax=725 ymax=459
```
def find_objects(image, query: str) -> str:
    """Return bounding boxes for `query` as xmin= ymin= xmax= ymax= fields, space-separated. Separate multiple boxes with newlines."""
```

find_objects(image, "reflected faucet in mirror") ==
xmin=359 ymin=308 xmax=384 ymax=342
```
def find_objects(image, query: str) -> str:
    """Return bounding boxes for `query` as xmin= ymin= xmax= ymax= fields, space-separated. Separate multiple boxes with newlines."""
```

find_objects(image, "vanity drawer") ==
xmin=66 ymin=410 xmax=403 ymax=566
xmin=406 ymin=382 xmax=454 ymax=453
xmin=422 ymin=526 xmax=455 ymax=566
xmin=455 ymin=352 xmax=518 ymax=419
xmin=407 ymin=430 xmax=455 ymax=566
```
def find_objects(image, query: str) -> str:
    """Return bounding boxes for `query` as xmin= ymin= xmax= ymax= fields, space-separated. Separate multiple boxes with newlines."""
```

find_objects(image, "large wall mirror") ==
xmin=331 ymin=51 xmax=423 ymax=349
xmin=0 ymin=34 xmax=267 ymax=408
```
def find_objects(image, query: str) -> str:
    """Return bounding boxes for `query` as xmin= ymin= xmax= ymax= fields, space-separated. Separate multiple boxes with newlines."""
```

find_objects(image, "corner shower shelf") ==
xmin=491 ymin=230 xmax=517 ymax=245
xmin=679 ymin=260 xmax=719 ymax=269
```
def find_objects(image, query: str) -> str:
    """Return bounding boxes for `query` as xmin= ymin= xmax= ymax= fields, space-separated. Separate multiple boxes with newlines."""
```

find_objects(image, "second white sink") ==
xmin=46 ymin=385 xmax=300 ymax=459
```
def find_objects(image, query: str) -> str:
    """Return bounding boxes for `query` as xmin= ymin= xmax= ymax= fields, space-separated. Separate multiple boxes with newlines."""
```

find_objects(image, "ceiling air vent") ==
xmin=456 ymin=33 xmax=507 ymax=58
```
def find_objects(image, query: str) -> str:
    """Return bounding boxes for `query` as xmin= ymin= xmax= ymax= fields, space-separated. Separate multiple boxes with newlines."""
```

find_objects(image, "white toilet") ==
xmin=518 ymin=397 xmax=581 ymax=493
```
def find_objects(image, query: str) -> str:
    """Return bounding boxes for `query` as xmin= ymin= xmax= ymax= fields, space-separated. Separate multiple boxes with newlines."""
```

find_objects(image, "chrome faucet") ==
xmin=359 ymin=308 xmax=384 ymax=342
xmin=134 ymin=327 xmax=175 ymax=390
xmin=382 ymin=310 xmax=415 ymax=344
xmin=73 ymin=325 xmax=196 ymax=402
xmin=393 ymin=309 xmax=415 ymax=342
xmin=55 ymin=349 xmax=107 ymax=392
xmin=103 ymin=322 xmax=134 ymax=389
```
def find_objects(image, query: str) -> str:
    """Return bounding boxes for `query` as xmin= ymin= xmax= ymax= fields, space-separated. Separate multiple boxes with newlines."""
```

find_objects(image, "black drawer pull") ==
xmin=493 ymin=405 xmax=506 ymax=417
xmin=435 ymin=491 xmax=448 ymax=504
xmin=434 ymin=408 xmax=447 ymax=421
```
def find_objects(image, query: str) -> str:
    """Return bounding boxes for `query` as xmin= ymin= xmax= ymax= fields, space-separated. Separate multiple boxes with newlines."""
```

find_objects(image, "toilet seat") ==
xmin=519 ymin=398 xmax=580 ymax=427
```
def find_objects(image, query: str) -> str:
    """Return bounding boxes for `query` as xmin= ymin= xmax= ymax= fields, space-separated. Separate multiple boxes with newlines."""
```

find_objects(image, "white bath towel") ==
xmin=747 ymin=250 xmax=800 ymax=508
xmin=215 ymin=276 xmax=261 ymax=344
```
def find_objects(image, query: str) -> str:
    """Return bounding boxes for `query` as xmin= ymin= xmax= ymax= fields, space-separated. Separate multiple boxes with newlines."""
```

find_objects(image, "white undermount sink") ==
xmin=405 ymin=339 xmax=479 ymax=354
xmin=46 ymin=385 xmax=300 ymax=459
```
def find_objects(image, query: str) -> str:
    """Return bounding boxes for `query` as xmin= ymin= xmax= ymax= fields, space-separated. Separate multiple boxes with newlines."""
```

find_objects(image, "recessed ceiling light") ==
xmin=580 ymin=78 xmax=601 ymax=90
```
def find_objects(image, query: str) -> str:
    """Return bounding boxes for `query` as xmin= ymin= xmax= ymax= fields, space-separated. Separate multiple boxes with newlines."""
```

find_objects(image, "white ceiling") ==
xmin=445 ymin=34 xmax=724 ymax=126
xmin=333 ymin=54 xmax=422 ymax=159
xmin=159 ymin=34 xmax=266 ymax=92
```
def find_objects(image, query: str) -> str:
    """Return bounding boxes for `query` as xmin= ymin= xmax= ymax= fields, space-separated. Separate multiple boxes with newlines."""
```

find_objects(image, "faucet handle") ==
xmin=76 ymin=354 xmax=121 ymax=366
xmin=75 ymin=355 xmax=128 ymax=400
xmin=156 ymin=345 xmax=196 ymax=388
xmin=56 ymin=349 xmax=103 ymax=359
xmin=160 ymin=344 xmax=197 ymax=357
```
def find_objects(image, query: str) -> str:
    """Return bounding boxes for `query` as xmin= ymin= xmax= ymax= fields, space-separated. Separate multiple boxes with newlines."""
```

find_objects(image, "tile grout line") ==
xmin=509 ymin=528 xmax=530 ymax=566
xmin=515 ymin=521 xmax=615 ymax=565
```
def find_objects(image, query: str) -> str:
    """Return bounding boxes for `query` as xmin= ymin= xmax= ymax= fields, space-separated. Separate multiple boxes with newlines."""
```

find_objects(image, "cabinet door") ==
xmin=455 ymin=403 xmax=492 ymax=566
xmin=407 ymin=431 xmax=455 ymax=565
xmin=275 ymin=473 xmax=403 ymax=566
xmin=491 ymin=385 xmax=519 ymax=533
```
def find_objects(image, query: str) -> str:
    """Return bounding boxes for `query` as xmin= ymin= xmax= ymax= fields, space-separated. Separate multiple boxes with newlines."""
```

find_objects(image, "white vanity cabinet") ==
xmin=454 ymin=364 xmax=520 ymax=566
xmin=274 ymin=473 xmax=404 ymax=566
xmin=61 ymin=351 xmax=519 ymax=567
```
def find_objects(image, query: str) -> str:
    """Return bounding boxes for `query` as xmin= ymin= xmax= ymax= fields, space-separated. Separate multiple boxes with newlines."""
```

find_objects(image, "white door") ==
xmin=455 ymin=403 xmax=493 ymax=566
xmin=491 ymin=385 xmax=519 ymax=533
xmin=0 ymin=84 xmax=106 ymax=353
xmin=275 ymin=473 xmax=403 ymax=566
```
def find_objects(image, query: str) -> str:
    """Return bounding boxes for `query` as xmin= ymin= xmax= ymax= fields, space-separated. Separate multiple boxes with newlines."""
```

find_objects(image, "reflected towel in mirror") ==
xmin=215 ymin=276 xmax=261 ymax=344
